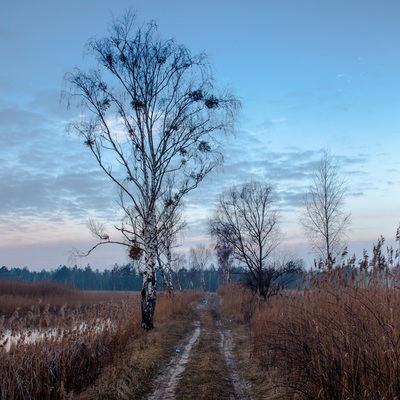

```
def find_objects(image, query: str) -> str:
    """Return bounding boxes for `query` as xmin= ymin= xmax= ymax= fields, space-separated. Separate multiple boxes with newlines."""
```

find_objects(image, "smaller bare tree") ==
xmin=210 ymin=181 xmax=284 ymax=299
xmin=300 ymin=149 xmax=351 ymax=269
xmin=171 ymin=253 xmax=187 ymax=290
xmin=155 ymin=184 xmax=186 ymax=293
xmin=189 ymin=244 xmax=212 ymax=291
xmin=212 ymin=224 xmax=235 ymax=283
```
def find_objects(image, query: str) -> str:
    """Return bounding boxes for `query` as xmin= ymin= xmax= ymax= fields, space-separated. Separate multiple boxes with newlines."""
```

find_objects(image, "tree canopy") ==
xmin=63 ymin=11 xmax=240 ymax=329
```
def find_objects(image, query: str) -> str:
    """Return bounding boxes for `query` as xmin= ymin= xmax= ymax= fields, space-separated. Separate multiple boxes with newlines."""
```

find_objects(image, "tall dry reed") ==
xmin=219 ymin=268 xmax=400 ymax=399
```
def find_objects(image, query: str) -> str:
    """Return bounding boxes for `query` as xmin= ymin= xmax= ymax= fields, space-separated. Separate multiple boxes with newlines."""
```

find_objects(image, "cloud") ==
xmin=0 ymin=106 xmax=43 ymax=134
xmin=0 ymin=89 xmax=119 ymax=230
xmin=28 ymin=89 xmax=72 ymax=119
xmin=0 ymin=81 xmax=372 ymax=262
xmin=0 ymin=166 xmax=117 ymax=220
xmin=181 ymin=138 xmax=370 ymax=237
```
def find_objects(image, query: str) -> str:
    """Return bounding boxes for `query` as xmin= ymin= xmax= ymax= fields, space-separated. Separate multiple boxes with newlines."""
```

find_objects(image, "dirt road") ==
xmin=147 ymin=294 xmax=253 ymax=400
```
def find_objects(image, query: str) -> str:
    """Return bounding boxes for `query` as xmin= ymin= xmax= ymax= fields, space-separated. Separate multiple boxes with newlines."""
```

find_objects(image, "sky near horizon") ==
xmin=1 ymin=0 xmax=400 ymax=270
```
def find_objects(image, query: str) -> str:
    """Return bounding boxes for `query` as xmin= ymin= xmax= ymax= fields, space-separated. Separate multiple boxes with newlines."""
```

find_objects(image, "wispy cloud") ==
xmin=0 ymin=84 xmax=372 ymax=260
xmin=0 ymin=90 xmax=119 ymax=230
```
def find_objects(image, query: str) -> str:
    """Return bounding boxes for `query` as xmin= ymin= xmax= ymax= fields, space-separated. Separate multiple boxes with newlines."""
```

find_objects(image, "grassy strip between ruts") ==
xmin=175 ymin=295 xmax=234 ymax=400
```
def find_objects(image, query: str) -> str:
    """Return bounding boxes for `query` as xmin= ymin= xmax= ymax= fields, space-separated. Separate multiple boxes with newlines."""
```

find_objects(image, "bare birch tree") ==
xmin=189 ymin=244 xmax=212 ymax=291
xmin=63 ymin=12 xmax=240 ymax=329
xmin=171 ymin=253 xmax=186 ymax=290
xmin=300 ymin=149 xmax=351 ymax=269
xmin=155 ymin=184 xmax=186 ymax=293
xmin=212 ymin=224 xmax=235 ymax=283
xmin=210 ymin=181 xmax=284 ymax=299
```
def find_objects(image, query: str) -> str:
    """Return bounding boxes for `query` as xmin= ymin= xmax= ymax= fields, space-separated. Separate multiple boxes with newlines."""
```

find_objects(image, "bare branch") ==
xmin=210 ymin=181 xmax=283 ymax=299
xmin=68 ymin=240 xmax=130 ymax=264
xmin=300 ymin=149 xmax=351 ymax=268
xmin=62 ymin=11 xmax=240 ymax=329
xmin=87 ymin=219 xmax=110 ymax=241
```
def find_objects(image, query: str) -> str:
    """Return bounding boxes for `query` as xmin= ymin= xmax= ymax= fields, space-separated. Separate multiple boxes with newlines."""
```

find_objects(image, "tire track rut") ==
xmin=147 ymin=295 xmax=209 ymax=400
xmin=215 ymin=312 xmax=253 ymax=399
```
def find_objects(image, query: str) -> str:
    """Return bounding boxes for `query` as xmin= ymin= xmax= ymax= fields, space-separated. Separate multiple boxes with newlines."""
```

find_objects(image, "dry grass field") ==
xmin=3 ymin=267 xmax=400 ymax=400
xmin=218 ymin=269 xmax=400 ymax=399
xmin=0 ymin=280 xmax=205 ymax=400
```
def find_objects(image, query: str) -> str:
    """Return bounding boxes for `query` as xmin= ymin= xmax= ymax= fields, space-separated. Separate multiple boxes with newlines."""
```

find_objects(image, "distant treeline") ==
xmin=0 ymin=264 xmax=259 ymax=292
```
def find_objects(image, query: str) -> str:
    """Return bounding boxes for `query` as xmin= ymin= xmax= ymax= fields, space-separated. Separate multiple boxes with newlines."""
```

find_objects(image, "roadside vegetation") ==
xmin=219 ymin=263 xmax=400 ymax=399
xmin=0 ymin=281 xmax=205 ymax=399
xmin=2 ymin=236 xmax=400 ymax=399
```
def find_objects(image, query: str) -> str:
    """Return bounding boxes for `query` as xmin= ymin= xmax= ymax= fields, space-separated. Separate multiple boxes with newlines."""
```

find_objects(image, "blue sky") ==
xmin=1 ymin=0 xmax=400 ymax=270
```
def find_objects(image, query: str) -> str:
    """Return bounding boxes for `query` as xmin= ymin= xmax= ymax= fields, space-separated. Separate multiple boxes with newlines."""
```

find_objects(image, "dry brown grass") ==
xmin=0 ymin=279 xmax=136 ymax=317
xmin=0 ymin=281 xmax=205 ymax=400
xmin=218 ymin=282 xmax=259 ymax=324
xmin=219 ymin=270 xmax=400 ymax=399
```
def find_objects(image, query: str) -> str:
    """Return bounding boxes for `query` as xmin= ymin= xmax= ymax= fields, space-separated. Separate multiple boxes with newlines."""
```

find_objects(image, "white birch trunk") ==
xmin=141 ymin=212 xmax=157 ymax=330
